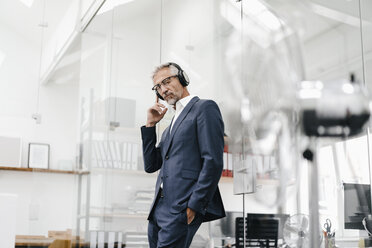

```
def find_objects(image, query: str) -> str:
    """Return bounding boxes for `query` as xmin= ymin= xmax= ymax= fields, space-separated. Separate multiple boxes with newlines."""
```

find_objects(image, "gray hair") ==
xmin=152 ymin=62 xmax=179 ymax=81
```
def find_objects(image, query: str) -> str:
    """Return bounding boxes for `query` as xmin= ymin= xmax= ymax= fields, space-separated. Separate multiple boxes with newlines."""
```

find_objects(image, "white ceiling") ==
xmin=0 ymin=0 xmax=73 ymax=47
xmin=0 ymin=0 xmax=368 ymax=50
xmin=1 ymin=0 xmax=370 ymax=85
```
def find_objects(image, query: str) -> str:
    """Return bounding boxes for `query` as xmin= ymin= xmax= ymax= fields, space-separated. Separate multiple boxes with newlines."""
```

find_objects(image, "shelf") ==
xmin=89 ymin=169 xmax=233 ymax=180
xmin=91 ymin=167 xmax=157 ymax=177
xmin=220 ymin=176 xmax=233 ymax=183
xmin=0 ymin=166 xmax=89 ymax=175
xmin=79 ymin=213 xmax=148 ymax=219
xmin=16 ymin=237 xmax=55 ymax=247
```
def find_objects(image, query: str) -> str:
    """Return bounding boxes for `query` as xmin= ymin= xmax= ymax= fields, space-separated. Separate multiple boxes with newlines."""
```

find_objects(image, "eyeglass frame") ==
xmin=151 ymin=75 xmax=178 ymax=92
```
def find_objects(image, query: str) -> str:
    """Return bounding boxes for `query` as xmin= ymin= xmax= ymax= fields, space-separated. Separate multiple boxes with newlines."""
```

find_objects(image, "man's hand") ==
xmin=186 ymin=207 xmax=196 ymax=225
xmin=146 ymin=102 xmax=167 ymax=127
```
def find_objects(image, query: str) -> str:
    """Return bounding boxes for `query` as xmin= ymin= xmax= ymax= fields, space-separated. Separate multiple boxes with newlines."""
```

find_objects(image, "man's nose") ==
xmin=160 ymin=85 xmax=169 ymax=94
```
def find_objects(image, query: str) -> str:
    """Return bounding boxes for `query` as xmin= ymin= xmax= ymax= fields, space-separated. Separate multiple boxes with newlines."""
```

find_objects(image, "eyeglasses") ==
xmin=152 ymin=75 xmax=178 ymax=92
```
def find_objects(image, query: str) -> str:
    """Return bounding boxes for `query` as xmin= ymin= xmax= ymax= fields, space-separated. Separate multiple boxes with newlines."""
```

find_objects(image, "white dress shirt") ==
xmin=170 ymin=95 xmax=196 ymax=133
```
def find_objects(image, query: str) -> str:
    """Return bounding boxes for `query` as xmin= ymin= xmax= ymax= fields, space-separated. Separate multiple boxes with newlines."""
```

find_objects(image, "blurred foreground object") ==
xmin=299 ymin=79 xmax=370 ymax=138
xmin=298 ymin=77 xmax=370 ymax=248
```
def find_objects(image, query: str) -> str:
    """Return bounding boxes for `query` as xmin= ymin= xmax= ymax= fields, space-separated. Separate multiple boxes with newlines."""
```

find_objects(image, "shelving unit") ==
xmin=76 ymin=90 xmax=155 ymax=241
xmin=0 ymin=166 xmax=89 ymax=175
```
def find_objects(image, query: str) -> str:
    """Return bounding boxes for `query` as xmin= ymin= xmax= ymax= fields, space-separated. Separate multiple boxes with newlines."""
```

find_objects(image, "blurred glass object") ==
xmin=221 ymin=0 xmax=302 ymax=200
xmin=233 ymin=156 xmax=256 ymax=195
xmin=283 ymin=214 xmax=310 ymax=248
xmin=299 ymin=79 xmax=370 ymax=137
xmin=222 ymin=0 xmax=303 ymax=157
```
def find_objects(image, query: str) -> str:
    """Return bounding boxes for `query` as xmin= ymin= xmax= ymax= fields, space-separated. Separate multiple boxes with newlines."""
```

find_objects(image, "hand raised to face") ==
xmin=146 ymin=96 xmax=168 ymax=127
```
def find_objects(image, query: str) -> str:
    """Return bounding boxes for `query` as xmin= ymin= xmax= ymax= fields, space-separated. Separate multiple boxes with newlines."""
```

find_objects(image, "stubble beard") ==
xmin=165 ymin=93 xmax=179 ymax=106
xmin=166 ymin=98 xmax=177 ymax=106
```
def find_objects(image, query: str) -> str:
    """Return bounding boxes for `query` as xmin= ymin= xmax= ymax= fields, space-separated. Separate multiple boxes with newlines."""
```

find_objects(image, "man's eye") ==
xmin=163 ymin=79 xmax=171 ymax=85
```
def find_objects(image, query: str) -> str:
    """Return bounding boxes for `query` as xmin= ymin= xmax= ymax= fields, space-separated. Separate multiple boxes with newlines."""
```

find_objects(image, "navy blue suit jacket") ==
xmin=141 ymin=96 xmax=225 ymax=222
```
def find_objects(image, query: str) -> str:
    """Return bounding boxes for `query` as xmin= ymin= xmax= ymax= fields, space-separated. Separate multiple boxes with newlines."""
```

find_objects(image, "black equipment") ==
xmin=344 ymin=183 xmax=371 ymax=230
xmin=236 ymin=213 xmax=287 ymax=248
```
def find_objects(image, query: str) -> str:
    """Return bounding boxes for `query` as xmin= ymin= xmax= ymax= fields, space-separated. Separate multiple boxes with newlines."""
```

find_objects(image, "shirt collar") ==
xmin=175 ymin=95 xmax=196 ymax=112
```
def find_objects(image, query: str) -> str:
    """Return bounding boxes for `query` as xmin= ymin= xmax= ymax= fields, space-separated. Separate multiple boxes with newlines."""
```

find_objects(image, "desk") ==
xmin=15 ymin=238 xmax=124 ymax=248
xmin=335 ymin=237 xmax=362 ymax=248
xmin=15 ymin=237 xmax=53 ymax=247
xmin=15 ymin=237 xmax=82 ymax=248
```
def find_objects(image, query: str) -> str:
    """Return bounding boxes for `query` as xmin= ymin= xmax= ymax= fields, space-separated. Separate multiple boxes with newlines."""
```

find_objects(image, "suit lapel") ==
xmin=163 ymin=96 xmax=199 ymax=155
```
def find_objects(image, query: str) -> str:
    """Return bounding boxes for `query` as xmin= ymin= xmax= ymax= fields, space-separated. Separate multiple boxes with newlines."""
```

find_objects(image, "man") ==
xmin=141 ymin=62 xmax=225 ymax=248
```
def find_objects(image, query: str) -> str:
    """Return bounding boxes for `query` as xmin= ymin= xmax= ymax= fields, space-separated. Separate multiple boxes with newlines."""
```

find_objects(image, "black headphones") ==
xmin=169 ymin=62 xmax=190 ymax=87
xmin=155 ymin=62 xmax=190 ymax=100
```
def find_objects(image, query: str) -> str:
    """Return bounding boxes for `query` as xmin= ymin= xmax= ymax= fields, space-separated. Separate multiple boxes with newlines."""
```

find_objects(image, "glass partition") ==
xmin=77 ymin=0 xmax=162 ymax=245
xmin=0 ymin=0 xmax=81 ymax=246
xmin=76 ymin=0 xmax=372 ymax=247
xmin=3 ymin=0 xmax=372 ymax=247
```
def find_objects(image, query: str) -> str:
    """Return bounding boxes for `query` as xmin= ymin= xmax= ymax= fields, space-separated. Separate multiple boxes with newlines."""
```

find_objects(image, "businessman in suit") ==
xmin=141 ymin=62 xmax=225 ymax=248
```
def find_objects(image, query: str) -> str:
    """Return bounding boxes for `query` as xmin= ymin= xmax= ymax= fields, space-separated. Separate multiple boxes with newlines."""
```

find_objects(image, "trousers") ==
xmin=147 ymin=192 xmax=203 ymax=248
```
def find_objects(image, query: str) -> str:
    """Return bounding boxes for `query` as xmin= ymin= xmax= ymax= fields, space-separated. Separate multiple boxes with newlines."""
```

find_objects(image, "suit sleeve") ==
xmin=141 ymin=126 xmax=163 ymax=173
xmin=187 ymin=100 xmax=224 ymax=214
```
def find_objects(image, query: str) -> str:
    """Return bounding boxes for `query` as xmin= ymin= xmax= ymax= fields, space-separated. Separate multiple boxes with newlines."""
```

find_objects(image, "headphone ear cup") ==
xmin=178 ymin=70 xmax=189 ymax=86
xmin=169 ymin=62 xmax=189 ymax=86
xmin=182 ymin=71 xmax=190 ymax=86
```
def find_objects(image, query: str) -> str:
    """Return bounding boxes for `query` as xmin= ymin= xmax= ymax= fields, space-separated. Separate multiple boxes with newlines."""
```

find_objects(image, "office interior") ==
xmin=1 ymin=0 xmax=372 ymax=247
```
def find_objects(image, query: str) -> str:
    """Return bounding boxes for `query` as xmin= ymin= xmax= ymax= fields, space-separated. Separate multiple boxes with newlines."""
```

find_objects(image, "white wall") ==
xmin=0 ymin=10 xmax=80 ymax=235
xmin=303 ymin=24 xmax=366 ymax=82
xmin=0 ymin=171 xmax=78 ymax=236
xmin=0 ymin=16 xmax=79 ymax=170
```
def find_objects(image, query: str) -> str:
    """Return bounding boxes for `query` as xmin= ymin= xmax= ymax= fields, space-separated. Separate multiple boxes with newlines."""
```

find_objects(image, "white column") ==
xmin=0 ymin=193 xmax=18 ymax=248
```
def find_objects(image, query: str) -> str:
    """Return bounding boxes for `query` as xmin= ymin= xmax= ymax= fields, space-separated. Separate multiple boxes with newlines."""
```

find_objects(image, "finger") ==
xmin=156 ymin=106 xmax=168 ymax=115
xmin=155 ymin=102 xmax=166 ymax=108
xmin=160 ymin=108 xmax=168 ymax=116
xmin=154 ymin=103 xmax=167 ymax=110
xmin=152 ymin=106 xmax=163 ymax=114
xmin=188 ymin=215 xmax=195 ymax=225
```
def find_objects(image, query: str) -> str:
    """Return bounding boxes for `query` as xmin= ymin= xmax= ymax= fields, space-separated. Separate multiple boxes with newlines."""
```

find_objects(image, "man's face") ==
xmin=153 ymin=68 xmax=184 ymax=105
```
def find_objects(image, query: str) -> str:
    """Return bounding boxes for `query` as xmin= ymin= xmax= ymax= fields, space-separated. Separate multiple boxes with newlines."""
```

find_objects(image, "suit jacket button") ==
xmin=165 ymin=156 xmax=169 ymax=160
